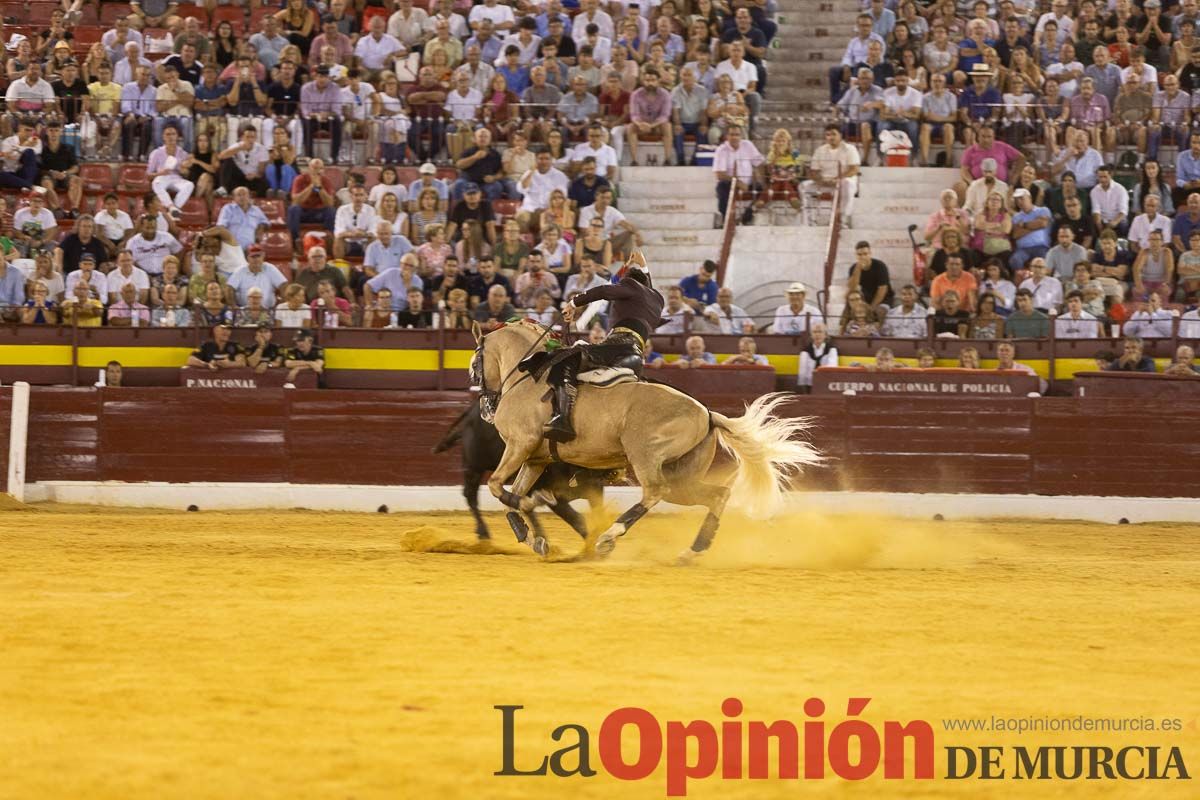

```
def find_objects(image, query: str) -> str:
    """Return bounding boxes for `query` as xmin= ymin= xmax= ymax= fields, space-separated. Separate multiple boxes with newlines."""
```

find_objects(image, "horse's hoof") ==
xmin=675 ymin=549 xmax=700 ymax=567
xmin=506 ymin=512 xmax=528 ymax=543
xmin=476 ymin=528 xmax=491 ymax=540
xmin=595 ymin=532 xmax=618 ymax=557
xmin=531 ymin=536 xmax=549 ymax=557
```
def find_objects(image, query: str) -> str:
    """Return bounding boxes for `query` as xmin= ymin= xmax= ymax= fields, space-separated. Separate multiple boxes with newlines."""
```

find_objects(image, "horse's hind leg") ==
xmin=595 ymin=458 xmax=665 ymax=557
xmin=666 ymin=482 xmax=731 ymax=566
xmin=464 ymin=468 xmax=490 ymax=539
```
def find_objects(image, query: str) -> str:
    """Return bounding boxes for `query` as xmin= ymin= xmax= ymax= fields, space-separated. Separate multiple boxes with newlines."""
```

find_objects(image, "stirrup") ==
xmin=543 ymin=416 xmax=576 ymax=443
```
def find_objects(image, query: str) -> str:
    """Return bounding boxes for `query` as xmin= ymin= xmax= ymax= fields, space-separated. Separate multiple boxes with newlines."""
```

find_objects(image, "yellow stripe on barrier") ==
xmin=323 ymin=348 xmax=440 ymax=371
xmin=77 ymin=347 xmax=193 ymax=368
xmin=443 ymin=349 xmax=475 ymax=370
xmin=0 ymin=344 xmax=73 ymax=366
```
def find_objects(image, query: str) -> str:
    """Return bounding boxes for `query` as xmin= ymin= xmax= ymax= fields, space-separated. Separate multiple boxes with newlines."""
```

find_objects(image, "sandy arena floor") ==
xmin=0 ymin=503 xmax=1197 ymax=800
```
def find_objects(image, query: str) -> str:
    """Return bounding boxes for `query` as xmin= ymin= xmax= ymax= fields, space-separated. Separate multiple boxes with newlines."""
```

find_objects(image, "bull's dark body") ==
xmin=432 ymin=397 xmax=609 ymax=539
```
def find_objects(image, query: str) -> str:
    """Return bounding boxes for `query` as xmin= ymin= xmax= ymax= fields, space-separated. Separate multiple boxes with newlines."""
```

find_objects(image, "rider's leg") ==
xmin=543 ymin=360 xmax=578 ymax=443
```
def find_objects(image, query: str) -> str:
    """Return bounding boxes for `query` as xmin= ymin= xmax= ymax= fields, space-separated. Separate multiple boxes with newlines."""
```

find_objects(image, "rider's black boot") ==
xmin=543 ymin=381 xmax=577 ymax=443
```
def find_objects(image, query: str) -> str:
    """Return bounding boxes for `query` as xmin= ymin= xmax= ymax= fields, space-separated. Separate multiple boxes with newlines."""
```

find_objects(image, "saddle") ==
xmin=577 ymin=367 xmax=639 ymax=387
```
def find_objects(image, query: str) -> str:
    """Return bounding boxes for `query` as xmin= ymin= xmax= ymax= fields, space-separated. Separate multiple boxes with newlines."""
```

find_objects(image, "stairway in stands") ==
xmin=756 ymin=0 xmax=861 ymax=154
xmin=721 ymin=167 xmax=961 ymax=321
xmin=826 ymin=167 xmax=960 ymax=310
xmin=619 ymin=166 xmax=721 ymax=285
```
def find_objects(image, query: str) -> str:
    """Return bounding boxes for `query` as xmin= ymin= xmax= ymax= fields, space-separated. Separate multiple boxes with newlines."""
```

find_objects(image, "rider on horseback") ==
xmin=540 ymin=253 xmax=665 ymax=443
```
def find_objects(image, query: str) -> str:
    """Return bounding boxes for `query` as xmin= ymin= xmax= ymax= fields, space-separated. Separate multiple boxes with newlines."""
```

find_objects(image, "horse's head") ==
xmin=469 ymin=319 xmax=549 ymax=423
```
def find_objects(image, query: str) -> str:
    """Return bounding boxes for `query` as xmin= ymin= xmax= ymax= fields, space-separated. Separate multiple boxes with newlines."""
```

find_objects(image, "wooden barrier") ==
xmin=812 ymin=367 xmax=1040 ymax=396
xmin=1073 ymin=371 xmax=1200 ymax=399
xmin=3 ymin=387 xmax=1198 ymax=498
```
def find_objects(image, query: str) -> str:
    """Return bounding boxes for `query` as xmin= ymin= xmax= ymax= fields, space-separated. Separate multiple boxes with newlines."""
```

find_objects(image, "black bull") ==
xmin=431 ymin=396 xmax=616 ymax=541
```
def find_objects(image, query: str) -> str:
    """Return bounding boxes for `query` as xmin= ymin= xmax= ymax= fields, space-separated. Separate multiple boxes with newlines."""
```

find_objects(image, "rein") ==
xmin=476 ymin=319 xmax=560 ymax=419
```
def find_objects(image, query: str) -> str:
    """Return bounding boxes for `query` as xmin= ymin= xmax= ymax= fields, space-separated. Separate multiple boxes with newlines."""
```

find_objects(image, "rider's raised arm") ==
xmin=570 ymin=279 xmax=637 ymax=307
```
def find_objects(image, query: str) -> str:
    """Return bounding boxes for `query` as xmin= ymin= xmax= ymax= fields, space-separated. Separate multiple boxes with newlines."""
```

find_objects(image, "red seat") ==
xmin=491 ymin=198 xmax=520 ymax=221
xmin=249 ymin=6 xmax=274 ymax=30
xmin=360 ymin=166 xmax=381 ymax=186
xmin=80 ymin=164 xmax=114 ymax=194
xmin=118 ymin=164 xmax=150 ymax=195
xmin=74 ymin=26 xmax=103 ymax=46
xmin=178 ymin=198 xmax=210 ymax=228
xmin=212 ymin=197 xmax=232 ymax=220
xmin=395 ymin=167 xmax=420 ymax=185
xmin=210 ymin=5 xmax=246 ymax=35
xmin=259 ymin=198 xmax=286 ymax=227
xmin=436 ymin=166 xmax=459 ymax=182
xmin=362 ymin=6 xmax=389 ymax=27
xmin=324 ymin=167 xmax=346 ymax=193
xmin=99 ymin=3 xmax=128 ymax=24
xmin=262 ymin=230 xmax=294 ymax=265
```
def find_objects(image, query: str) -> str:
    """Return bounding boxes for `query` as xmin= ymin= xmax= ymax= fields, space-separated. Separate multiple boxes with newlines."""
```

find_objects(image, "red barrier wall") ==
xmin=3 ymin=387 xmax=1198 ymax=498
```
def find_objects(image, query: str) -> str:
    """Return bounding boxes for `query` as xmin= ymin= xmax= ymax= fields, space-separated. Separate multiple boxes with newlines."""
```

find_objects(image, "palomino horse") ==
xmin=469 ymin=319 xmax=822 ymax=563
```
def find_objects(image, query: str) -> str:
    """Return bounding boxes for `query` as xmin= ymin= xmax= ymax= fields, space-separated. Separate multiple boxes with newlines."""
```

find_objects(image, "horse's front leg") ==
xmin=506 ymin=462 xmax=551 ymax=555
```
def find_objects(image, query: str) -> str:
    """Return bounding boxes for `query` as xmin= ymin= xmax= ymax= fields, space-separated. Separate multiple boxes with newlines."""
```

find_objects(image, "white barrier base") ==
xmin=19 ymin=482 xmax=1200 ymax=524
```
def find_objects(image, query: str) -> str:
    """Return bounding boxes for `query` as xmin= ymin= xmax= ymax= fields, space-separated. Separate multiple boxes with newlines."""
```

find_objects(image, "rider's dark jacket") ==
xmin=569 ymin=275 xmax=666 ymax=341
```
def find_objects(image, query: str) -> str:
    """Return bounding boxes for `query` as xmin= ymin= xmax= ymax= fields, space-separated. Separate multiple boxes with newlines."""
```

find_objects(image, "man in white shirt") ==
xmin=443 ymin=71 xmax=483 ymax=159
xmin=469 ymin=0 xmax=516 ymax=33
xmin=963 ymin=158 xmax=1010 ymax=217
xmin=1089 ymin=163 xmax=1130 ymax=235
xmin=516 ymin=150 xmax=570 ymax=226
xmin=334 ymin=185 xmax=378 ymax=257
xmin=570 ymin=124 xmax=618 ymax=181
xmin=715 ymin=42 xmax=761 ymax=131
xmin=881 ymin=285 xmax=928 ymax=337
xmin=802 ymin=124 xmax=861 ymax=226
xmin=227 ymin=244 xmax=289 ymax=307
xmin=388 ymin=0 xmax=429 ymax=48
xmin=1018 ymin=258 xmax=1064 ymax=311
xmin=1123 ymin=292 xmax=1174 ymax=338
xmin=656 ymin=285 xmax=694 ymax=334
xmin=4 ymin=61 xmax=55 ymax=118
xmin=124 ymin=214 xmax=182 ymax=276
xmin=571 ymin=0 xmax=614 ymax=46
xmin=105 ymin=250 xmax=151 ymax=304
xmin=354 ymin=16 xmax=405 ymax=77
xmin=879 ymin=68 xmax=922 ymax=154
xmin=1055 ymin=290 xmax=1102 ymax=337
xmin=1126 ymin=193 xmax=1173 ymax=251
xmin=216 ymin=124 xmax=271 ymax=197
xmin=712 ymin=124 xmax=764 ymax=225
xmin=772 ymin=283 xmax=821 ymax=334
xmin=703 ymin=286 xmax=754 ymax=334
xmin=0 ymin=112 xmax=43 ymax=191
xmin=577 ymin=185 xmax=640 ymax=255
xmin=11 ymin=189 xmax=57 ymax=254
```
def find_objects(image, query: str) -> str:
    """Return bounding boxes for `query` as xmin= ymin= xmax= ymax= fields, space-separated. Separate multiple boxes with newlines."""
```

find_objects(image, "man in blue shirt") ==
xmin=216 ymin=187 xmax=270 ymax=249
xmin=364 ymin=221 xmax=414 ymax=275
xmin=678 ymin=261 xmax=719 ymax=312
xmin=958 ymin=66 xmax=1002 ymax=145
xmin=1173 ymin=131 xmax=1200 ymax=209
xmin=0 ymin=253 xmax=26 ymax=319
xmin=364 ymin=254 xmax=424 ymax=311
xmin=1009 ymin=188 xmax=1054 ymax=271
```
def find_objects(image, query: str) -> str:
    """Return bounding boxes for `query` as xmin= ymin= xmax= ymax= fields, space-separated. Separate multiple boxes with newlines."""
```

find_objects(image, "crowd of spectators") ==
xmin=0 ymin=0 xmax=787 ymax=332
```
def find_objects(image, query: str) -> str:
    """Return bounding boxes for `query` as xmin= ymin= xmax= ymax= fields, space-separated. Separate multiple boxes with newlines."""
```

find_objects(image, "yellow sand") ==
xmin=0 ymin=505 xmax=1197 ymax=800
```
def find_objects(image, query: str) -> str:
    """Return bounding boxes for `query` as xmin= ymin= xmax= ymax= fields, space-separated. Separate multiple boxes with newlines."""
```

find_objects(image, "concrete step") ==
xmin=618 ymin=196 xmax=716 ymax=214
xmin=639 ymin=227 xmax=724 ymax=247
xmin=620 ymin=180 xmax=715 ymax=199
xmin=625 ymin=211 xmax=718 ymax=231
xmin=620 ymin=166 xmax=711 ymax=182
xmin=859 ymin=166 xmax=960 ymax=185
xmin=646 ymin=260 xmax=699 ymax=281
xmin=641 ymin=243 xmax=725 ymax=263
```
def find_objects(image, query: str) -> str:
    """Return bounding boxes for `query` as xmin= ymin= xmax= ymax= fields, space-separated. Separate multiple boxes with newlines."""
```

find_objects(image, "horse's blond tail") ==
xmin=711 ymin=393 xmax=823 ymax=518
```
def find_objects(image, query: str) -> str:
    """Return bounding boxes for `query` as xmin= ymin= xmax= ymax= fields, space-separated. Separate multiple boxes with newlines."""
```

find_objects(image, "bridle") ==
xmin=471 ymin=320 xmax=557 ymax=423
